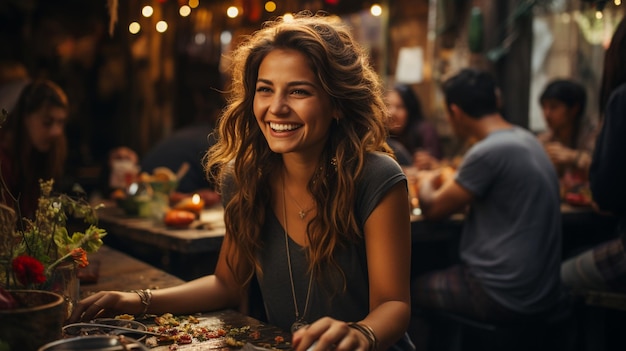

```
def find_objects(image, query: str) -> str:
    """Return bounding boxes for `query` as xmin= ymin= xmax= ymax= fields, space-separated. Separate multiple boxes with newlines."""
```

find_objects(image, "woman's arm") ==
xmin=360 ymin=181 xmax=412 ymax=349
xmin=69 ymin=234 xmax=249 ymax=322
xmin=291 ymin=182 xmax=411 ymax=351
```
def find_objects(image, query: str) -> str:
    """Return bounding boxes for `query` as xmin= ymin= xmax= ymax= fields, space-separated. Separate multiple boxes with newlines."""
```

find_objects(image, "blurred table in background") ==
xmin=97 ymin=201 xmax=618 ymax=281
xmin=97 ymin=204 xmax=225 ymax=281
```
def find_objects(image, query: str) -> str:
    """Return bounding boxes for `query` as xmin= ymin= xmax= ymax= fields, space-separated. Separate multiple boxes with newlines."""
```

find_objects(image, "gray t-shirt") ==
xmin=456 ymin=127 xmax=562 ymax=314
xmin=254 ymin=152 xmax=406 ymax=332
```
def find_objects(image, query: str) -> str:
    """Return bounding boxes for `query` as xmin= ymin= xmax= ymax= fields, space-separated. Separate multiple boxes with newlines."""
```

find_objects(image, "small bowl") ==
xmin=148 ymin=180 xmax=179 ymax=194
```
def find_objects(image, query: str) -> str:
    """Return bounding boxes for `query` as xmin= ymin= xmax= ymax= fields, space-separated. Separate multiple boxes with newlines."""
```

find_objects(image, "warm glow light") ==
xmin=283 ymin=13 xmax=294 ymax=22
xmin=188 ymin=0 xmax=200 ymax=8
xmin=595 ymin=10 xmax=603 ymax=19
xmin=370 ymin=4 xmax=382 ymax=16
xmin=615 ymin=0 xmax=621 ymax=5
xmin=195 ymin=33 xmax=207 ymax=45
xmin=192 ymin=194 xmax=201 ymax=205
xmin=128 ymin=22 xmax=141 ymax=34
xmin=265 ymin=1 xmax=277 ymax=12
xmin=156 ymin=20 xmax=168 ymax=33
xmin=179 ymin=5 xmax=191 ymax=17
xmin=220 ymin=30 xmax=232 ymax=45
xmin=227 ymin=6 xmax=239 ymax=18
xmin=142 ymin=6 xmax=154 ymax=18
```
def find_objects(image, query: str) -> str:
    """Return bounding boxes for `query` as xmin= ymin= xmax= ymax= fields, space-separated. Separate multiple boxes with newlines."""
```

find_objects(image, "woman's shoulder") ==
xmin=364 ymin=151 xmax=403 ymax=170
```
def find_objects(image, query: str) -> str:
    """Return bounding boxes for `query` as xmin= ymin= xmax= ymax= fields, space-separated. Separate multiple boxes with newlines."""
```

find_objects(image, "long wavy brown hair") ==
xmin=205 ymin=11 xmax=393 ymax=286
xmin=0 ymin=79 xmax=68 ymax=216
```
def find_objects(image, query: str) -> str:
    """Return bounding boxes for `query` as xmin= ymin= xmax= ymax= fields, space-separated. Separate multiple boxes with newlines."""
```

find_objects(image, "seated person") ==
xmin=537 ymin=79 xmax=597 ymax=179
xmin=385 ymin=84 xmax=442 ymax=169
xmin=412 ymin=69 xmax=562 ymax=327
xmin=1 ymin=79 xmax=70 ymax=219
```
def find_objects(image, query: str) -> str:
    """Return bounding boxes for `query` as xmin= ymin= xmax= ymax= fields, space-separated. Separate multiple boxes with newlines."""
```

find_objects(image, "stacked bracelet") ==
xmin=132 ymin=289 xmax=152 ymax=315
xmin=348 ymin=322 xmax=378 ymax=351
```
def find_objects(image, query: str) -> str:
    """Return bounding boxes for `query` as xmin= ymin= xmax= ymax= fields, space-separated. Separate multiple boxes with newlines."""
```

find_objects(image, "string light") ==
xmin=227 ymin=6 xmax=239 ymax=18
xmin=370 ymin=4 xmax=382 ymax=17
xmin=189 ymin=0 xmax=199 ymax=8
xmin=142 ymin=6 xmax=154 ymax=18
xmin=179 ymin=5 xmax=191 ymax=17
xmin=596 ymin=10 xmax=603 ymax=19
xmin=129 ymin=22 xmax=141 ymax=34
xmin=156 ymin=20 xmax=168 ymax=33
xmin=265 ymin=1 xmax=277 ymax=12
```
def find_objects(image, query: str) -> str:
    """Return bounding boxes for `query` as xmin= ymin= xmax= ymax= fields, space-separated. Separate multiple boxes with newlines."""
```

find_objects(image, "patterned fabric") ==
xmin=412 ymin=265 xmax=526 ymax=323
xmin=593 ymin=238 xmax=626 ymax=292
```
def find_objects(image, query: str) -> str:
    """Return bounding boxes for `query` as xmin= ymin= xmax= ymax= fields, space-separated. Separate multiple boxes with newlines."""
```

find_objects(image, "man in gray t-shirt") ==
xmin=412 ymin=69 xmax=562 ymax=322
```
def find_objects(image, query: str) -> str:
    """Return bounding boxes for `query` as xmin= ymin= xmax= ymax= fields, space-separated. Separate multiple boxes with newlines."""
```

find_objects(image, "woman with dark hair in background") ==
xmin=537 ymin=79 xmax=596 ymax=177
xmin=561 ymin=17 xmax=626 ymax=293
xmin=0 ymin=79 xmax=69 ymax=218
xmin=386 ymin=84 xmax=442 ymax=169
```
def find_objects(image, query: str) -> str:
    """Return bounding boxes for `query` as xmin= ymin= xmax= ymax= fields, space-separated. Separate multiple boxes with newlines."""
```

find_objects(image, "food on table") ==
xmin=140 ymin=313 xmax=291 ymax=349
xmin=164 ymin=209 xmax=196 ymax=227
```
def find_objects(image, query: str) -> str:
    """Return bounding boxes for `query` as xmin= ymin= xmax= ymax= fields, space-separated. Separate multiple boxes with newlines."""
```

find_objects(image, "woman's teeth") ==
xmin=270 ymin=122 xmax=301 ymax=132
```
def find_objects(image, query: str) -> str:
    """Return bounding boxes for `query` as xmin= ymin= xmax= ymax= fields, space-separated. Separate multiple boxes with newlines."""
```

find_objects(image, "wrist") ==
xmin=348 ymin=322 xmax=378 ymax=351
xmin=132 ymin=289 xmax=152 ymax=316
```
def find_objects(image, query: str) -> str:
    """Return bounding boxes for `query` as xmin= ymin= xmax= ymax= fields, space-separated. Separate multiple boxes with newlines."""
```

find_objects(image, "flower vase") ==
xmin=44 ymin=262 xmax=79 ymax=320
xmin=0 ymin=290 xmax=65 ymax=351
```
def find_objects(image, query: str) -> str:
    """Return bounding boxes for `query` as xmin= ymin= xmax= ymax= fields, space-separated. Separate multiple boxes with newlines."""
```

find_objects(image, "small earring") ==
xmin=330 ymin=157 xmax=337 ymax=172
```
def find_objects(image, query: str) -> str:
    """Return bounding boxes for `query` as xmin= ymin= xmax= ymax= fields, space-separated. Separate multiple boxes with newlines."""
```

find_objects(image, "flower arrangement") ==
xmin=0 ymin=179 xmax=107 ymax=294
xmin=0 ymin=107 xmax=106 ymax=303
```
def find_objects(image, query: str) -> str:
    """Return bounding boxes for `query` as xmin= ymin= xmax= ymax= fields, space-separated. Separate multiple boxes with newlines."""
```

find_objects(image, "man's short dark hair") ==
xmin=442 ymin=68 xmax=499 ymax=118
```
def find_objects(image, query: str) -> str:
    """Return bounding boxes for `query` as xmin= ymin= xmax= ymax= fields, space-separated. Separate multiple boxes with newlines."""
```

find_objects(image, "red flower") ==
xmin=12 ymin=255 xmax=47 ymax=286
xmin=70 ymin=248 xmax=89 ymax=268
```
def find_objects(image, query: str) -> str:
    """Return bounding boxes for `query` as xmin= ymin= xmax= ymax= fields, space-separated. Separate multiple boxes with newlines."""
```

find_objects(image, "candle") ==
xmin=174 ymin=194 xmax=205 ymax=215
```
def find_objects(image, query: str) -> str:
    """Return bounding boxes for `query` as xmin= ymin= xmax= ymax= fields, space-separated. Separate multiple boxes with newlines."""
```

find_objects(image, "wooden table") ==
xmin=73 ymin=246 xmax=292 ymax=350
xmin=97 ymin=205 xmax=226 ymax=280
xmin=80 ymin=245 xmax=185 ymax=298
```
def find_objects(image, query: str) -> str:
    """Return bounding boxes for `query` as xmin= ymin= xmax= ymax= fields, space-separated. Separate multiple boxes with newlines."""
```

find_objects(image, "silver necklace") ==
xmin=282 ymin=171 xmax=314 ymax=333
xmin=284 ymin=181 xmax=315 ymax=220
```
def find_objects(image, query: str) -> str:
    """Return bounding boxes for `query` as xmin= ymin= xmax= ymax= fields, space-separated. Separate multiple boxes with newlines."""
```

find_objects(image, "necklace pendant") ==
xmin=298 ymin=210 xmax=306 ymax=219
xmin=291 ymin=320 xmax=309 ymax=333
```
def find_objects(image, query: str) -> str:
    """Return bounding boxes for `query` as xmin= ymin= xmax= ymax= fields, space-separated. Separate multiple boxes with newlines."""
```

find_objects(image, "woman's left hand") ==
xmin=291 ymin=317 xmax=371 ymax=351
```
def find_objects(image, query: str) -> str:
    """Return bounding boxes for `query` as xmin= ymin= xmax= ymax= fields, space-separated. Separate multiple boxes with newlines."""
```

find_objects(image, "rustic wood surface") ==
xmin=80 ymin=246 xmax=186 ymax=298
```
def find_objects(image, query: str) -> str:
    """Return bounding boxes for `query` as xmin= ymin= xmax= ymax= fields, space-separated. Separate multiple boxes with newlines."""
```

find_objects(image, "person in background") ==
xmin=561 ymin=17 xmax=626 ymax=293
xmin=0 ymin=60 xmax=30 ymax=114
xmin=537 ymin=79 xmax=596 ymax=178
xmin=0 ymin=79 xmax=69 ymax=219
xmin=70 ymin=12 xmax=414 ymax=351
xmin=411 ymin=69 xmax=562 ymax=345
xmin=386 ymin=84 xmax=442 ymax=169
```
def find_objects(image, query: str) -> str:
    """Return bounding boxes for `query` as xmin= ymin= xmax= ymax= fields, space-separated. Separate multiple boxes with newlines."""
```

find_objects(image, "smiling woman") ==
xmin=70 ymin=12 xmax=415 ymax=351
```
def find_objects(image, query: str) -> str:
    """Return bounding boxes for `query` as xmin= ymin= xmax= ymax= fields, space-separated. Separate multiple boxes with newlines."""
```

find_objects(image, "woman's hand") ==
xmin=544 ymin=142 xmax=578 ymax=166
xmin=68 ymin=291 xmax=142 ymax=323
xmin=292 ymin=317 xmax=372 ymax=351
xmin=413 ymin=150 xmax=440 ymax=170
